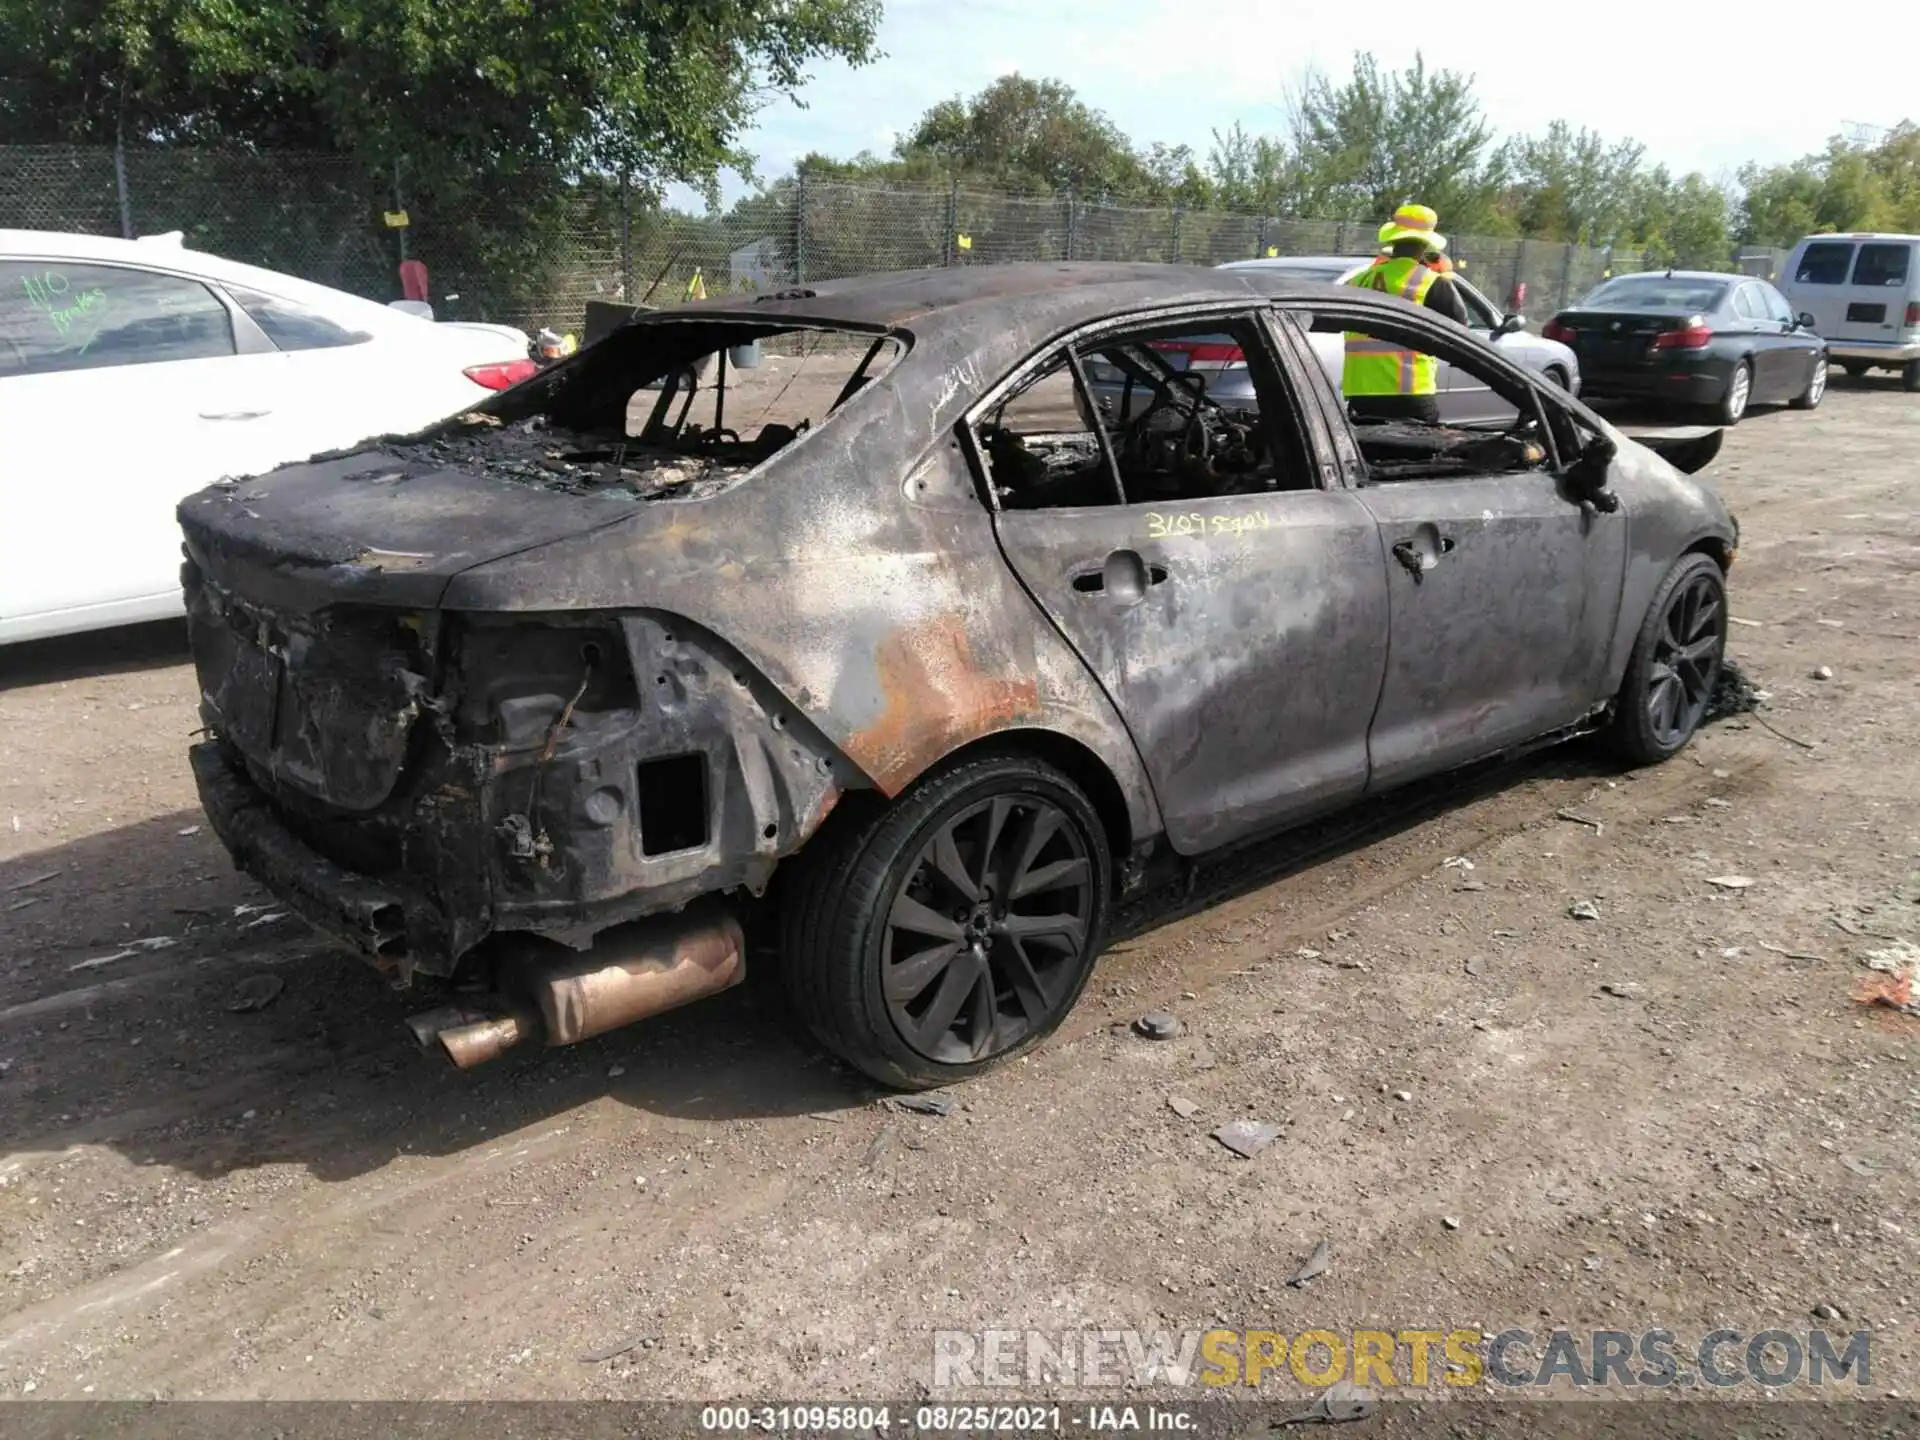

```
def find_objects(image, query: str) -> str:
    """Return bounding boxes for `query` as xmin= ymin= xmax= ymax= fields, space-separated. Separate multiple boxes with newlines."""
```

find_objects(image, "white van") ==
xmin=1779 ymin=233 xmax=1920 ymax=390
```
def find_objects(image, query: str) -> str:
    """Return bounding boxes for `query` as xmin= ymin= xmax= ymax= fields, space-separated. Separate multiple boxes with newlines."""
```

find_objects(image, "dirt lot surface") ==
xmin=2 ymin=378 xmax=1918 ymax=1416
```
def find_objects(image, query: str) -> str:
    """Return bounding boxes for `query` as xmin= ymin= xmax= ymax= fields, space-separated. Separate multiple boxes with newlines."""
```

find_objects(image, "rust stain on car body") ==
xmin=847 ymin=616 xmax=1040 ymax=795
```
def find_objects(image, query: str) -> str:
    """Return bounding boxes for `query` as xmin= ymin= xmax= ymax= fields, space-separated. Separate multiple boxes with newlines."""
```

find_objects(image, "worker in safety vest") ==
xmin=1344 ymin=203 xmax=1468 ymax=422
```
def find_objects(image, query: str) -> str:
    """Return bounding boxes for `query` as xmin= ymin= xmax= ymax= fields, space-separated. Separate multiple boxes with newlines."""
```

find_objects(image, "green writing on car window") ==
xmin=21 ymin=272 xmax=110 ymax=354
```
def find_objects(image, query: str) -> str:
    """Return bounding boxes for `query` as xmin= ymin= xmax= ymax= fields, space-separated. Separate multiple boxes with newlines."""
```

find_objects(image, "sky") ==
xmin=668 ymin=0 xmax=1914 ymax=211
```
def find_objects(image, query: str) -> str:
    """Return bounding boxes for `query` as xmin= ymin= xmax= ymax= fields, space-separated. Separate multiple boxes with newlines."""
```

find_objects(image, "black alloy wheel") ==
xmin=1607 ymin=553 xmax=1728 ymax=764
xmin=882 ymin=792 xmax=1094 ymax=1065
xmin=779 ymin=754 xmax=1111 ymax=1089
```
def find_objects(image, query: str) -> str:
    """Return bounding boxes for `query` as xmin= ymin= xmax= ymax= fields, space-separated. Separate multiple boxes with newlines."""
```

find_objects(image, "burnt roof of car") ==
xmin=663 ymin=262 xmax=1333 ymax=332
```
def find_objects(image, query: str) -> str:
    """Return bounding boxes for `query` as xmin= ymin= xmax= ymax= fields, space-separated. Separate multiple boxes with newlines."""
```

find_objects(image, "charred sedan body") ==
xmin=180 ymin=263 xmax=1737 ymax=1089
xmin=1544 ymin=270 xmax=1827 ymax=425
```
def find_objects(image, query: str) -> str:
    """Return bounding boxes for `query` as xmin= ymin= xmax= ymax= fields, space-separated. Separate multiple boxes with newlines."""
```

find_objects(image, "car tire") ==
xmin=1543 ymin=365 xmax=1570 ymax=390
xmin=1606 ymin=553 xmax=1728 ymax=767
xmin=1842 ymin=362 xmax=1867 ymax=379
xmin=1712 ymin=361 xmax=1752 ymax=425
xmin=1789 ymin=355 xmax=1827 ymax=410
xmin=778 ymin=753 xmax=1112 ymax=1090
xmin=1904 ymin=359 xmax=1920 ymax=393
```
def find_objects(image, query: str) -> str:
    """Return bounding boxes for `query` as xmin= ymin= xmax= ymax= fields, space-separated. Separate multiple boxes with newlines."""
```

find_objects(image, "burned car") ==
xmin=178 ymin=262 xmax=1737 ymax=1090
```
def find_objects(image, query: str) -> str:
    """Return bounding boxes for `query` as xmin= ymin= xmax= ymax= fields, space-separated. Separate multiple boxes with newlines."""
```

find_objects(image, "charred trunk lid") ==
xmin=178 ymin=447 xmax=651 ymax=612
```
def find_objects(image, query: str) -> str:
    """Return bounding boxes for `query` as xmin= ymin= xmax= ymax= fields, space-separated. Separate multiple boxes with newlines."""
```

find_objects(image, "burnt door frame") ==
xmin=963 ymin=301 xmax=1391 ymax=855
xmin=1265 ymin=297 xmax=1626 ymax=788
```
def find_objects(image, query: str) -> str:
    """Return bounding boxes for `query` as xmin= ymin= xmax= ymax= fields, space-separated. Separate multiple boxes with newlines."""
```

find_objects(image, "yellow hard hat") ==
xmin=1380 ymin=202 xmax=1446 ymax=253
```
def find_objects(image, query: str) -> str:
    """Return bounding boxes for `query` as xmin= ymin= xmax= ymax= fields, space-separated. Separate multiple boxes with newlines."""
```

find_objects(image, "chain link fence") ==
xmin=4 ymin=144 xmax=1782 ymax=336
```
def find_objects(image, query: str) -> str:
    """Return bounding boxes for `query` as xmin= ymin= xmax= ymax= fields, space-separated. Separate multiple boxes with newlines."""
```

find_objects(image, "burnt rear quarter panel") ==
xmin=438 ymin=330 xmax=1165 ymax=856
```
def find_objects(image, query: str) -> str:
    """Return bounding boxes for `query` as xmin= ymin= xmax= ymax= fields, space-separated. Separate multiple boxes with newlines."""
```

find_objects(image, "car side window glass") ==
xmin=1853 ymin=243 xmax=1912 ymax=288
xmin=1733 ymin=286 xmax=1764 ymax=321
xmin=0 ymin=261 xmax=234 ymax=377
xmin=1794 ymin=242 xmax=1854 ymax=285
xmin=225 ymin=285 xmax=372 ymax=351
xmin=1760 ymin=285 xmax=1794 ymax=324
xmin=1304 ymin=311 xmax=1553 ymax=485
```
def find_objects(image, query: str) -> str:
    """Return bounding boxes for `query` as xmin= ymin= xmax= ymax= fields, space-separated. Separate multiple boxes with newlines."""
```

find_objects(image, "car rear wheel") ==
xmin=1790 ymin=355 xmax=1827 ymax=410
xmin=1606 ymin=553 xmax=1727 ymax=766
xmin=779 ymin=753 xmax=1111 ymax=1090
xmin=1904 ymin=359 xmax=1920 ymax=393
xmin=1543 ymin=365 xmax=1570 ymax=390
xmin=1842 ymin=362 xmax=1867 ymax=379
xmin=1713 ymin=361 xmax=1751 ymax=425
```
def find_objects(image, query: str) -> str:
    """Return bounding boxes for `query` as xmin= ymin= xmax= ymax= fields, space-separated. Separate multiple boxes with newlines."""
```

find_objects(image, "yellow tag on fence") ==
xmin=383 ymin=210 xmax=409 ymax=229
xmin=956 ymin=233 xmax=972 ymax=251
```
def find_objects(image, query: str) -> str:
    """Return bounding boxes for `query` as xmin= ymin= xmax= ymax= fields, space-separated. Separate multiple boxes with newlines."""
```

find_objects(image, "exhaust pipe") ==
xmin=407 ymin=906 xmax=745 ymax=1071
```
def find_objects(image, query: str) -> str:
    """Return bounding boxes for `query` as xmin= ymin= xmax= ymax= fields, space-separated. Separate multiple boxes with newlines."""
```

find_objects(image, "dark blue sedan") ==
xmin=1544 ymin=270 xmax=1828 ymax=425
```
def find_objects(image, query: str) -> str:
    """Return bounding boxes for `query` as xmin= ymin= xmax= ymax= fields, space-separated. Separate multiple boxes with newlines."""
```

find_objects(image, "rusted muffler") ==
xmin=408 ymin=907 xmax=745 ymax=1070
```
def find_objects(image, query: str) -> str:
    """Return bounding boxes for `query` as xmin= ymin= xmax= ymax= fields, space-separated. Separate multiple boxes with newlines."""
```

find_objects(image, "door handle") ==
xmin=1072 ymin=551 xmax=1168 ymax=600
xmin=199 ymin=409 xmax=272 ymax=421
xmin=1392 ymin=532 xmax=1455 ymax=582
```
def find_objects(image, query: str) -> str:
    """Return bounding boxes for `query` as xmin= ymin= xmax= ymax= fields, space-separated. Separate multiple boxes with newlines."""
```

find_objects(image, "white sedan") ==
xmin=0 ymin=230 xmax=536 ymax=644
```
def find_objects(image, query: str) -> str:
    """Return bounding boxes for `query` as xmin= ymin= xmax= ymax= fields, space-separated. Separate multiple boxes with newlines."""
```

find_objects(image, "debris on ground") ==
xmin=1705 ymin=656 xmax=1764 ymax=720
xmin=68 ymin=949 xmax=136 ymax=972
xmin=1457 ymin=879 xmax=1487 ymax=893
xmin=1600 ymin=982 xmax=1645 ymax=1000
xmin=1288 ymin=1239 xmax=1332 ymax=1288
xmin=1707 ymin=876 xmax=1756 ymax=890
xmin=579 ymin=1335 xmax=645 ymax=1364
xmin=1441 ymin=857 xmax=1475 ymax=872
xmin=1812 ymin=665 xmax=1834 ymax=681
xmin=1275 ymin=1379 xmax=1378 ymax=1426
xmin=227 ymin=975 xmax=284 ymax=1013
xmin=1135 ymin=1010 xmax=1183 ymax=1041
xmin=1212 ymin=1119 xmax=1283 ymax=1160
xmin=1758 ymin=941 xmax=1825 ymax=962
xmin=1853 ymin=941 xmax=1920 ymax=1014
xmin=176 ymin=825 xmax=201 ymax=837
xmin=892 ymin=1093 xmax=955 ymax=1117
xmin=1442 ymin=1215 xmax=1461 ymax=1231
xmin=1167 ymin=1096 xmax=1199 ymax=1120
xmin=5 ymin=870 xmax=59 ymax=893
xmin=863 ymin=1124 xmax=898 ymax=1167
xmin=1464 ymin=956 xmax=1487 ymax=977
xmin=1555 ymin=809 xmax=1605 ymax=836
xmin=1392 ymin=1089 xmax=1413 ymax=1102
xmin=1569 ymin=900 xmax=1601 ymax=921
xmin=1842 ymin=1155 xmax=1878 ymax=1178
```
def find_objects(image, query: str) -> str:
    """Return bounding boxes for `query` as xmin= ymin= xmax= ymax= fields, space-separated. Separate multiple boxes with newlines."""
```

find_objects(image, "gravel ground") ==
xmin=1 ymin=377 xmax=1917 ymax=1424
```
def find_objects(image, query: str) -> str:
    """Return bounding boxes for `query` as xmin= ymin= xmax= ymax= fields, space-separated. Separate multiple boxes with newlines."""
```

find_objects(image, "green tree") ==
xmin=1631 ymin=167 xmax=1733 ymax=268
xmin=1497 ymin=121 xmax=1645 ymax=244
xmin=1205 ymin=122 xmax=1303 ymax=215
xmin=889 ymin=73 xmax=1160 ymax=199
xmin=0 ymin=0 xmax=880 ymax=316
xmin=1284 ymin=51 xmax=1506 ymax=232
xmin=0 ymin=0 xmax=881 ymax=194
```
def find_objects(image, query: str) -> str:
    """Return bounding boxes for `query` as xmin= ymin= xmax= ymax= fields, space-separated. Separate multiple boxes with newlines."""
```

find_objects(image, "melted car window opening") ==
xmin=982 ymin=317 xmax=1312 ymax=511
xmin=399 ymin=323 xmax=901 ymax=504
xmin=1309 ymin=314 xmax=1555 ymax=485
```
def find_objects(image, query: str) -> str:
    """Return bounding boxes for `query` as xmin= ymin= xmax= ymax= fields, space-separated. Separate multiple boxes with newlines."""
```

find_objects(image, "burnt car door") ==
xmin=969 ymin=306 xmax=1390 ymax=856
xmin=1274 ymin=302 xmax=1627 ymax=791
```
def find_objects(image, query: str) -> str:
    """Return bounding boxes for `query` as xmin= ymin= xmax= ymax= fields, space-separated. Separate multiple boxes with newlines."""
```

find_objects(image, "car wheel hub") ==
xmin=881 ymin=794 xmax=1094 ymax=1065
xmin=1728 ymin=368 xmax=1749 ymax=418
xmin=1646 ymin=571 xmax=1724 ymax=747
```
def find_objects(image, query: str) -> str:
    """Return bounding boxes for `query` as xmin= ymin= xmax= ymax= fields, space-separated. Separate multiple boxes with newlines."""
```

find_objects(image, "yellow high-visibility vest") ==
xmin=1343 ymin=258 xmax=1439 ymax=398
